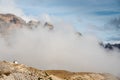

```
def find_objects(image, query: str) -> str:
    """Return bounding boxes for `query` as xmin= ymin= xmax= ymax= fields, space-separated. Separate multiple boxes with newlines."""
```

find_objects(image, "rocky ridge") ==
xmin=0 ymin=61 xmax=119 ymax=80
xmin=0 ymin=13 xmax=54 ymax=34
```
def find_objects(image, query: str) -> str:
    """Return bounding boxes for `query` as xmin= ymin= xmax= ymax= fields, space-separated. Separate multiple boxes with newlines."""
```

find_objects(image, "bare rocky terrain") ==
xmin=0 ymin=61 xmax=119 ymax=80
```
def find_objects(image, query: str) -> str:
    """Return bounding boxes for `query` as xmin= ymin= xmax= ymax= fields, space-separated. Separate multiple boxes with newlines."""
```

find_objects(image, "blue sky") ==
xmin=1 ymin=0 xmax=120 ymax=42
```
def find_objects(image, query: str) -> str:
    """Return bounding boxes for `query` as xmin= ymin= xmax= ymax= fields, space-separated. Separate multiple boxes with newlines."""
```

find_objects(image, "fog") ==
xmin=0 ymin=23 xmax=120 ymax=76
xmin=0 ymin=0 xmax=120 ymax=77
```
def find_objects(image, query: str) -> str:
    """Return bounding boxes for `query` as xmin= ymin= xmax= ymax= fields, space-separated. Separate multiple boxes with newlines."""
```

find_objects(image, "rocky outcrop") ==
xmin=27 ymin=20 xmax=40 ymax=29
xmin=44 ymin=22 xmax=54 ymax=30
xmin=0 ymin=13 xmax=26 ymax=35
xmin=0 ymin=61 xmax=119 ymax=80
xmin=100 ymin=42 xmax=120 ymax=50
xmin=0 ymin=13 xmax=26 ymax=28
xmin=0 ymin=13 xmax=54 ymax=35
xmin=105 ymin=43 xmax=120 ymax=50
xmin=0 ymin=14 xmax=26 ymax=25
xmin=0 ymin=61 xmax=56 ymax=80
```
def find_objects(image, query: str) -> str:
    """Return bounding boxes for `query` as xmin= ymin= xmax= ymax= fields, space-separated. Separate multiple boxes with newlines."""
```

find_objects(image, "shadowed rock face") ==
xmin=44 ymin=22 xmax=54 ymax=30
xmin=27 ymin=20 xmax=40 ymax=29
xmin=105 ymin=43 xmax=120 ymax=50
xmin=100 ymin=42 xmax=120 ymax=50
xmin=0 ymin=14 xmax=25 ymax=23
xmin=0 ymin=13 xmax=26 ymax=27
xmin=0 ymin=61 xmax=119 ymax=80
xmin=0 ymin=13 xmax=26 ymax=35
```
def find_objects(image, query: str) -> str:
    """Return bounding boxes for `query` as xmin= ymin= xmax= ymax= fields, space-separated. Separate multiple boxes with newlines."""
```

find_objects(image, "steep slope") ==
xmin=0 ymin=13 xmax=26 ymax=28
xmin=0 ymin=13 xmax=26 ymax=35
xmin=0 ymin=14 xmax=26 ymax=25
xmin=0 ymin=13 xmax=54 ymax=34
xmin=0 ymin=61 xmax=119 ymax=80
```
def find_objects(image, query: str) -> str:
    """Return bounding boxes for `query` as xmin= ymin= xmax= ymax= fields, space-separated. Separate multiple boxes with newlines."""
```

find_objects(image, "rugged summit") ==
xmin=44 ymin=22 xmax=54 ymax=30
xmin=0 ymin=61 xmax=119 ymax=80
xmin=0 ymin=13 xmax=26 ymax=35
xmin=0 ymin=14 xmax=25 ymax=24
xmin=0 ymin=14 xmax=26 ymax=28
xmin=0 ymin=13 xmax=54 ymax=34
xmin=27 ymin=20 xmax=40 ymax=29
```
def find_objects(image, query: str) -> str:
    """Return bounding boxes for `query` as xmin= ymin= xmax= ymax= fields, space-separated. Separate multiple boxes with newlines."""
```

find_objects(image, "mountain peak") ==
xmin=0 ymin=13 xmax=55 ymax=34
xmin=0 ymin=13 xmax=26 ymax=24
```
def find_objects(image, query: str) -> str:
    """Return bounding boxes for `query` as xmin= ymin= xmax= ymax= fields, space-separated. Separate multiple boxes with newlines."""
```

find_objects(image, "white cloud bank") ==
xmin=0 ymin=24 xmax=120 ymax=76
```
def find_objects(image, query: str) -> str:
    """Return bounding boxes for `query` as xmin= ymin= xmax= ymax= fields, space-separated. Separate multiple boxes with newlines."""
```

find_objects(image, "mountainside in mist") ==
xmin=0 ymin=13 xmax=54 ymax=35
xmin=0 ymin=13 xmax=25 ymax=34
xmin=0 ymin=13 xmax=120 ymax=79
xmin=0 ymin=61 xmax=119 ymax=80
xmin=0 ymin=13 xmax=120 ymax=50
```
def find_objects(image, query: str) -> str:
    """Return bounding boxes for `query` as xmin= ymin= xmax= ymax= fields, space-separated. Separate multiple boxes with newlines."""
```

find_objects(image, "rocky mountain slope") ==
xmin=0 ymin=13 xmax=54 ymax=35
xmin=0 ymin=61 xmax=119 ymax=80
xmin=1 ymin=13 xmax=120 ymax=50
xmin=0 ymin=14 xmax=26 ymax=34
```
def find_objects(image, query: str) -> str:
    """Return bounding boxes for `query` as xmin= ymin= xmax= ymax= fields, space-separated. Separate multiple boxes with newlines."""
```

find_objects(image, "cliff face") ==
xmin=0 ymin=61 xmax=119 ymax=80
xmin=0 ymin=13 xmax=54 ymax=35
xmin=0 ymin=13 xmax=27 ymax=35
xmin=0 ymin=14 xmax=26 ymax=28
xmin=0 ymin=14 xmax=26 ymax=25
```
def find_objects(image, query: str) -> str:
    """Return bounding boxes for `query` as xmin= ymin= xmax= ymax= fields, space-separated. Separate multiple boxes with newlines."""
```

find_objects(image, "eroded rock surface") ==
xmin=0 ymin=61 xmax=119 ymax=80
